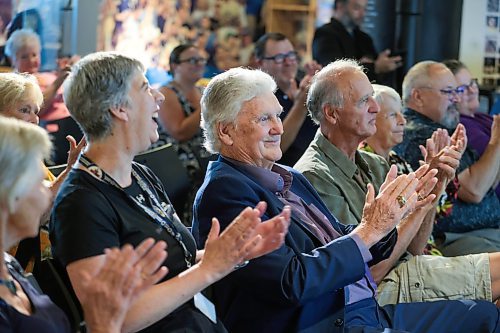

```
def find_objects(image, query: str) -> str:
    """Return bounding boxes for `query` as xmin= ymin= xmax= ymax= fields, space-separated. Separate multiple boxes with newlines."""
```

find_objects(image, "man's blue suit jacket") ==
xmin=193 ymin=157 xmax=397 ymax=333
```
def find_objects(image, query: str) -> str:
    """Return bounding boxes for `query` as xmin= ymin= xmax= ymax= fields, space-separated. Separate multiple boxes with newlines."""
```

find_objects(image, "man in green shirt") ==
xmin=294 ymin=59 xmax=500 ymax=306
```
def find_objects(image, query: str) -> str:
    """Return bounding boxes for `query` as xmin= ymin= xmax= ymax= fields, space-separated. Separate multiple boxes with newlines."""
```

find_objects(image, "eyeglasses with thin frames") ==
xmin=419 ymin=86 xmax=465 ymax=98
xmin=261 ymin=51 xmax=298 ymax=64
xmin=457 ymin=78 xmax=479 ymax=92
xmin=177 ymin=57 xmax=207 ymax=65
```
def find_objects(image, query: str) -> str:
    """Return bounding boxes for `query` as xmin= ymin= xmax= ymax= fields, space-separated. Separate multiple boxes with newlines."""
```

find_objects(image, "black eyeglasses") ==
xmin=261 ymin=51 xmax=298 ymax=64
xmin=177 ymin=57 xmax=207 ymax=65
xmin=457 ymin=78 xmax=479 ymax=92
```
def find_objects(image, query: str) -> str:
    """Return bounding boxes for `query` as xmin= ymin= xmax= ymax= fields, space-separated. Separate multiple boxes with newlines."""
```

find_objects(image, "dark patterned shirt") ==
xmin=394 ymin=108 xmax=500 ymax=234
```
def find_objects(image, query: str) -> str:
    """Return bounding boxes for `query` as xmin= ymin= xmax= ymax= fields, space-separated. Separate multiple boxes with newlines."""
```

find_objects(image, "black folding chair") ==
xmin=134 ymin=144 xmax=192 ymax=219
xmin=40 ymin=116 xmax=83 ymax=165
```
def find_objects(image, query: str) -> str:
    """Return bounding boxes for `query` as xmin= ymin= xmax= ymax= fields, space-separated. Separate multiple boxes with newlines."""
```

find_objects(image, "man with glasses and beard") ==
xmin=395 ymin=61 xmax=500 ymax=257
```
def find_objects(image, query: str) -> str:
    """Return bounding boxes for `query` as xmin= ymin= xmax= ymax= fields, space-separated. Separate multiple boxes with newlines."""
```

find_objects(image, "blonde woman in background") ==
xmin=0 ymin=72 xmax=85 ymax=271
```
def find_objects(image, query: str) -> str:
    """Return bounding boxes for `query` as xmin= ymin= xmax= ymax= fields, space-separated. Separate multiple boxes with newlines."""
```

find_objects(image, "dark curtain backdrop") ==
xmin=359 ymin=0 xmax=463 ymax=91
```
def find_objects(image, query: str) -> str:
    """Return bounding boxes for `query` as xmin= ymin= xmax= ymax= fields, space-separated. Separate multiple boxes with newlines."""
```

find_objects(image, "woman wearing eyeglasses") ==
xmin=442 ymin=59 xmax=500 ymax=199
xmin=156 ymin=44 xmax=211 ymax=176
xmin=155 ymin=43 xmax=213 ymax=224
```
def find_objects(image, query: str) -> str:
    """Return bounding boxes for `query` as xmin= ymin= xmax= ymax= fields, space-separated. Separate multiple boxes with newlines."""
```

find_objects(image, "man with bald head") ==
xmin=395 ymin=61 xmax=500 ymax=256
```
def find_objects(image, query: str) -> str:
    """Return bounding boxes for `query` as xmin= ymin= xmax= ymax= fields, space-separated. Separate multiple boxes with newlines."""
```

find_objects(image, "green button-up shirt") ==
xmin=294 ymin=130 xmax=389 ymax=226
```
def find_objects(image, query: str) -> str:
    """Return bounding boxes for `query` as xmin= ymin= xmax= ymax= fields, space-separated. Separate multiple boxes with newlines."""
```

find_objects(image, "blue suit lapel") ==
xmin=219 ymin=157 xmax=331 ymax=245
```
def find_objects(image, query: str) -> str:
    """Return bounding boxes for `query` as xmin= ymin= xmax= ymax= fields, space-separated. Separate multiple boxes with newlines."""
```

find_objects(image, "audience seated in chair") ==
xmin=442 ymin=59 xmax=500 ymax=200
xmin=394 ymin=61 xmax=500 ymax=256
xmin=294 ymin=60 xmax=500 ymax=307
xmin=0 ymin=115 xmax=170 ymax=333
xmin=193 ymin=66 xmax=500 ymax=333
xmin=49 ymin=52 xmax=289 ymax=333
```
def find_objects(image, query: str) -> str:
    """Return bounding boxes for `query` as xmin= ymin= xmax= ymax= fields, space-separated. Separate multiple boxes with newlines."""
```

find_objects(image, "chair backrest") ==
xmin=134 ymin=144 xmax=192 ymax=216
xmin=47 ymin=164 xmax=68 ymax=178
xmin=40 ymin=116 xmax=83 ymax=165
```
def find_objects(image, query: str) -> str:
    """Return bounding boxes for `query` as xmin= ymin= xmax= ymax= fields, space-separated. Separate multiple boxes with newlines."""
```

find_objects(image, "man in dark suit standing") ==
xmin=313 ymin=0 xmax=402 ymax=82
xmin=192 ymin=67 xmax=500 ymax=333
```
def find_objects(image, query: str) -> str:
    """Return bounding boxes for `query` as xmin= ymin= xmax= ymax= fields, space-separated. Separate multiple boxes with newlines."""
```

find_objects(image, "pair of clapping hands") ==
xmin=78 ymin=202 xmax=290 ymax=333
xmin=355 ymin=124 xmax=466 ymax=248
xmin=419 ymin=124 xmax=467 ymax=200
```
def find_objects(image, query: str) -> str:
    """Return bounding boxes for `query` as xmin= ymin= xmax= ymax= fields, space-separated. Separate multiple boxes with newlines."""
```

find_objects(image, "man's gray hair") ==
xmin=307 ymin=59 xmax=364 ymax=124
xmin=63 ymin=52 xmax=144 ymax=141
xmin=201 ymin=67 xmax=277 ymax=153
xmin=4 ymin=29 xmax=40 ymax=60
xmin=401 ymin=60 xmax=438 ymax=104
xmin=0 ymin=116 xmax=51 ymax=212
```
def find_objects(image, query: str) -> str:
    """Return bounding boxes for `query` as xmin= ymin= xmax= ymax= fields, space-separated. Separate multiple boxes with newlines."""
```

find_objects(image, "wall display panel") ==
xmin=461 ymin=0 xmax=500 ymax=89
xmin=96 ymin=0 xmax=252 ymax=85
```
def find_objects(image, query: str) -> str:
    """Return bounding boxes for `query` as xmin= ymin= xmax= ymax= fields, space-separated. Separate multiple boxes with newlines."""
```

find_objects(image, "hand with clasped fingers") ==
xmin=419 ymin=124 xmax=467 ymax=164
xmin=80 ymin=238 xmax=168 ymax=333
xmin=198 ymin=201 xmax=291 ymax=283
xmin=352 ymin=165 xmax=434 ymax=248
xmin=419 ymin=125 xmax=466 ymax=201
